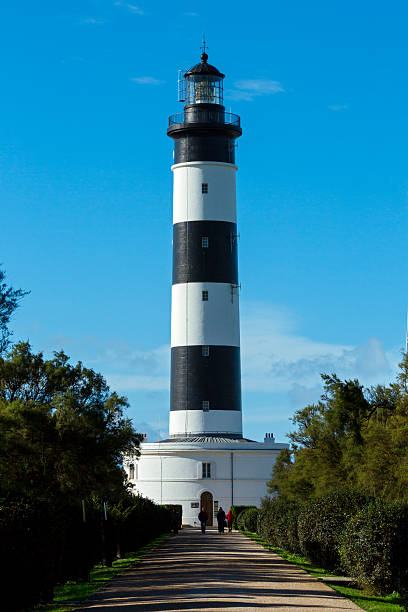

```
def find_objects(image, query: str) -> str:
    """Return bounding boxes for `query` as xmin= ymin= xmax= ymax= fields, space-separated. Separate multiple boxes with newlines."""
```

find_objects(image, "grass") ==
xmin=241 ymin=531 xmax=405 ymax=612
xmin=35 ymin=532 xmax=171 ymax=612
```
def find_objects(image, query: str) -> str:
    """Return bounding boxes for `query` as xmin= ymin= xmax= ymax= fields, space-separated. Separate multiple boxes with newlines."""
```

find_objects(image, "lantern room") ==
xmin=182 ymin=51 xmax=225 ymax=107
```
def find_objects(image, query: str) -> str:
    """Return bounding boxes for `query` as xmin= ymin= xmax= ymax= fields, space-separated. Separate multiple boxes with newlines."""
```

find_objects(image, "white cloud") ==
xmin=103 ymin=342 xmax=170 ymax=390
xmin=328 ymin=104 xmax=349 ymax=111
xmin=183 ymin=12 xmax=199 ymax=17
xmin=114 ymin=1 xmax=144 ymax=14
xmin=44 ymin=335 xmax=170 ymax=391
xmin=132 ymin=421 xmax=162 ymax=441
xmin=131 ymin=76 xmax=164 ymax=85
xmin=229 ymin=79 xmax=284 ymax=102
xmin=241 ymin=302 xmax=396 ymax=393
xmin=46 ymin=303 xmax=399 ymax=404
xmin=81 ymin=18 xmax=106 ymax=25
xmin=106 ymin=374 xmax=169 ymax=391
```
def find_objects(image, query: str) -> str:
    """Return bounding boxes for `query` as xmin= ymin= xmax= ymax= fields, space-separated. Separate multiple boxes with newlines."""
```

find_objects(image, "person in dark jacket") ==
xmin=198 ymin=508 xmax=208 ymax=533
xmin=170 ymin=508 xmax=179 ymax=534
xmin=217 ymin=506 xmax=226 ymax=533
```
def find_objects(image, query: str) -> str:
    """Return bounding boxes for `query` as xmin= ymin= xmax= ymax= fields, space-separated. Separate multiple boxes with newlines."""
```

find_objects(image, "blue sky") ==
xmin=1 ymin=0 xmax=407 ymax=443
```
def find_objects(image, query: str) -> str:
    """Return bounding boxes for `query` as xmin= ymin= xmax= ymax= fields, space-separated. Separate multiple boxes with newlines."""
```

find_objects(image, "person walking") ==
xmin=217 ymin=506 xmax=226 ymax=533
xmin=226 ymin=508 xmax=234 ymax=532
xmin=170 ymin=508 xmax=179 ymax=534
xmin=198 ymin=508 xmax=208 ymax=533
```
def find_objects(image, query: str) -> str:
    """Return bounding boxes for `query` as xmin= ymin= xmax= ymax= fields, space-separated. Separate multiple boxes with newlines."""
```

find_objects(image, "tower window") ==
xmin=202 ymin=183 xmax=208 ymax=194
xmin=202 ymin=290 xmax=208 ymax=301
xmin=202 ymin=462 xmax=211 ymax=478
xmin=202 ymin=345 xmax=209 ymax=357
xmin=129 ymin=464 xmax=135 ymax=480
xmin=202 ymin=400 xmax=210 ymax=411
xmin=201 ymin=236 xmax=209 ymax=248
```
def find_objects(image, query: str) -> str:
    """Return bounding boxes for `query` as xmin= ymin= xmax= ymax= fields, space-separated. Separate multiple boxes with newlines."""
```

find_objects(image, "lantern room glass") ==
xmin=185 ymin=75 xmax=223 ymax=105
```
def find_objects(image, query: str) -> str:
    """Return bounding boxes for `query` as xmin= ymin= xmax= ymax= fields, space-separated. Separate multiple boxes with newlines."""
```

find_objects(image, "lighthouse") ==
xmin=126 ymin=50 xmax=288 ymax=526
xmin=168 ymin=49 xmax=242 ymax=439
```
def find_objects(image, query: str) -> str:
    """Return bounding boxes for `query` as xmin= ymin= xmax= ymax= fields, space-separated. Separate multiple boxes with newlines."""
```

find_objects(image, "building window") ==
xmin=202 ymin=183 xmax=208 ymax=194
xmin=201 ymin=236 xmax=209 ymax=248
xmin=202 ymin=345 xmax=209 ymax=357
xmin=202 ymin=290 xmax=208 ymax=301
xmin=202 ymin=400 xmax=210 ymax=411
xmin=129 ymin=464 xmax=135 ymax=480
xmin=202 ymin=462 xmax=211 ymax=478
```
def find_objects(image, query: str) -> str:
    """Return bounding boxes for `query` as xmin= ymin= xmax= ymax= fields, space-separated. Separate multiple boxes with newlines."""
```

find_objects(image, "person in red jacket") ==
xmin=226 ymin=508 xmax=234 ymax=532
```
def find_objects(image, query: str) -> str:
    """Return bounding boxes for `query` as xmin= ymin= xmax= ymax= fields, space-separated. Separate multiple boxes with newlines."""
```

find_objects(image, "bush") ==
xmin=257 ymin=496 xmax=301 ymax=553
xmin=108 ymin=494 xmax=172 ymax=557
xmin=0 ymin=493 xmax=172 ymax=611
xmin=339 ymin=499 xmax=408 ymax=601
xmin=230 ymin=505 xmax=257 ymax=529
xmin=297 ymin=490 xmax=368 ymax=570
xmin=0 ymin=497 xmax=56 ymax=611
xmin=237 ymin=507 xmax=259 ymax=532
xmin=0 ymin=496 xmax=100 ymax=611
xmin=162 ymin=504 xmax=182 ymax=530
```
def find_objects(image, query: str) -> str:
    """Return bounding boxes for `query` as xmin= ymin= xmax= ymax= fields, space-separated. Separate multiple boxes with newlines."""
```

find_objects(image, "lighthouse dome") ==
xmin=184 ymin=52 xmax=225 ymax=79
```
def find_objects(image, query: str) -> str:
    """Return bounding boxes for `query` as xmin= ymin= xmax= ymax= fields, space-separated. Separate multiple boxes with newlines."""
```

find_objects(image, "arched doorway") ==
xmin=200 ymin=491 xmax=213 ymax=526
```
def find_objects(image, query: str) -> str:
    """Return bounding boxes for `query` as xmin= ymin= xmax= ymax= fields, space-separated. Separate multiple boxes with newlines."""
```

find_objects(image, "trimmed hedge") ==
xmin=256 ymin=492 xmax=408 ymax=604
xmin=257 ymin=496 xmax=301 ymax=553
xmin=297 ymin=490 xmax=368 ymax=570
xmin=0 ymin=496 xmax=100 ymax=611
xmin=108 ymin=494 xmax=172 ymax=557
xmin=339 ymin=499 xmax=408 ymax=602
xmin=237 ymin=507 xmax=259 ymax=532
xmin=0 ymin=494 xmax=172 ymax=611
xmin=162 ymin=504 xmax=183 ymax=530
xmin=230 ymin=505 xmax=257 ymax=529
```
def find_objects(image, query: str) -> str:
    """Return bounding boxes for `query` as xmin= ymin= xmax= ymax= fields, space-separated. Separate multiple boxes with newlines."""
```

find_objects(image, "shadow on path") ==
xmin=78 ymin=528 xmax=362 ymax=612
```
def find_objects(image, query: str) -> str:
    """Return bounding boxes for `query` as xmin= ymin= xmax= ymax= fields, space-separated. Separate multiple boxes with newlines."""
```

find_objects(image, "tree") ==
xmin=0 ymin=342 xmax=141 ymax=501
xmin=0 ymin=267 xmax=28 ymax=354
xmin=267 ymin=447 xmax=314 ymax=500
xmin=269 ymin=362 xmax=408 ymax=503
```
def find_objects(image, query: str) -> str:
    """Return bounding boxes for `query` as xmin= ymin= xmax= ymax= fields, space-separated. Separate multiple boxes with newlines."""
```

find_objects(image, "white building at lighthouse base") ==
xmin=125 ymin=434 xmax=288 ymax=526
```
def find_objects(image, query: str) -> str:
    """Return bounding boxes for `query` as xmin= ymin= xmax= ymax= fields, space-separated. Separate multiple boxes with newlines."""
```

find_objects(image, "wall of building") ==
xmin=126 ymin=446 xmax=282 ymax=526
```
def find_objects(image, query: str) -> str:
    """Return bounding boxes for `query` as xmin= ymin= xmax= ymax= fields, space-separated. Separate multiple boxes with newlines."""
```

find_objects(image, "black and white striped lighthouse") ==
xmin=167 ymin=50 xmax=243 ymax=438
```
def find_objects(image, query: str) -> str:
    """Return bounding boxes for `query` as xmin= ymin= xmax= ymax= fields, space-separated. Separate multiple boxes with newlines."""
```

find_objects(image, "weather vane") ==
xmin=201 ymin=33 xmax=208 ymax=60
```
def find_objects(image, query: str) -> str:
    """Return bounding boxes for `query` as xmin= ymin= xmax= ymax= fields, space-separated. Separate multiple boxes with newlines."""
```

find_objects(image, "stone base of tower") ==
xmin=124 ymin=436 xmax=288 ymax=526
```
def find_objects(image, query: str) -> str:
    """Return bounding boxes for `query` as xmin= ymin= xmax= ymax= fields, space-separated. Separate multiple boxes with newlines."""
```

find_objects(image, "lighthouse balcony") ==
xmin=168 ymin=108 xmax=241 ymax=138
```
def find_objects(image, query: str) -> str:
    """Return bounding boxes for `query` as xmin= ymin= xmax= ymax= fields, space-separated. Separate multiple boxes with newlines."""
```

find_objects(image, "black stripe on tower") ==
xmin=170 ymin=346 xmax=241 ymax=411
xmin=173 ymin=221 xmax=238 ymax=285
xmin=173 ymin=134 xmax=236 ymax=164
xmin=167 ymin=104 xmax=241 ymax=164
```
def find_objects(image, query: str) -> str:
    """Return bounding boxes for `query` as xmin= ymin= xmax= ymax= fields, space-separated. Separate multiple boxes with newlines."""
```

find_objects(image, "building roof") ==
xmin=184 ymin=52 xmax=225 ymax=79
xmin=158 ymin=436 xmax=256 ymax=444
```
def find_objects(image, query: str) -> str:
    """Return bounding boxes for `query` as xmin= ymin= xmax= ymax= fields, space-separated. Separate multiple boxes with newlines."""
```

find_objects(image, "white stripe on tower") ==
xmin=172 ymin=162 xmax=237 ymax=223
xmin=171 ymin=282 xmax=240 ymax=347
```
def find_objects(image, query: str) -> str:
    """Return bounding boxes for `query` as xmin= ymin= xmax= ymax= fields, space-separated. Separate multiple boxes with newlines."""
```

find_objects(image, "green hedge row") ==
xmin=0 ymin=493 xmax=172 ymax=611
xmin=257 ymin=496 xmax=302 ymax=554
xmin=248 ymin=492 xmax=408 ymax=607
xmin=297 ymin=490 xmax=368 ymax=570
xmin=161 ymin=504 xmax=183 ymax=530
xmin=237 ymin=507 xmax=259 ymax=532
xmin=340 ymin=499 xmax=408 ymax=602
xmin=230 ymin=505 xmax=257 ymax=529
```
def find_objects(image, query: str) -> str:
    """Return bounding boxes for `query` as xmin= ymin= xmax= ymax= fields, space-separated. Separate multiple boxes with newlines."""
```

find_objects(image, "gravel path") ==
xmin=79 ymin=527 xmax=362 ymax=611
